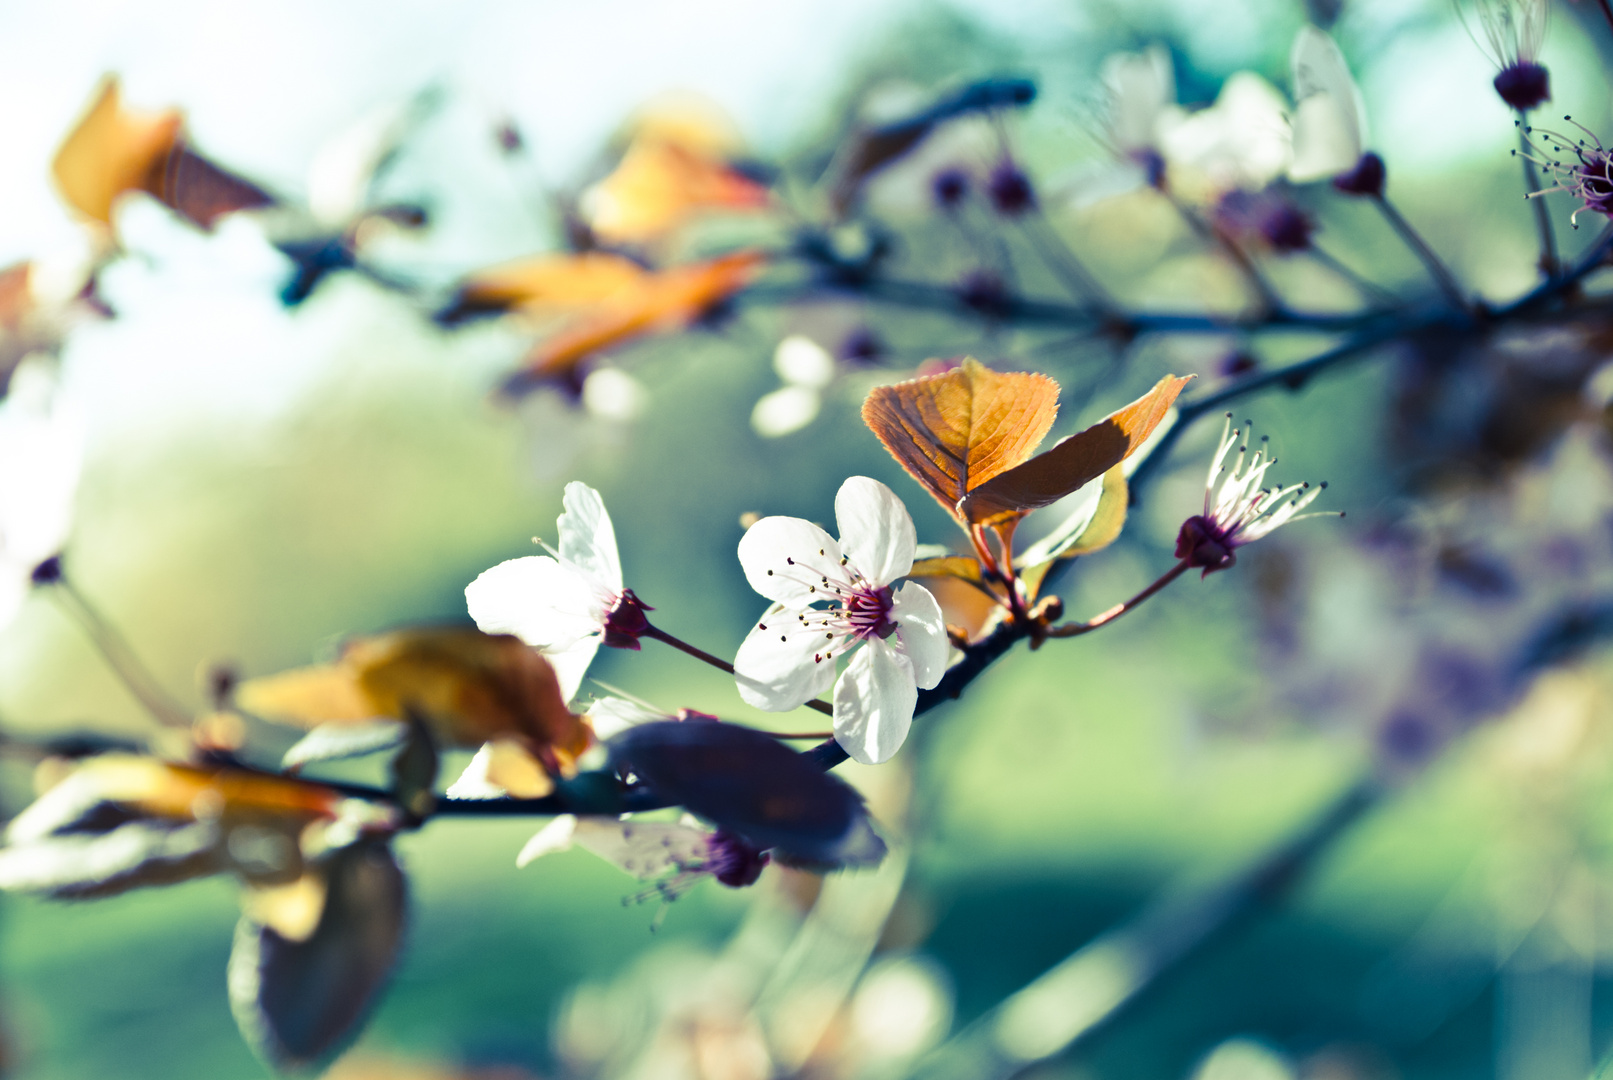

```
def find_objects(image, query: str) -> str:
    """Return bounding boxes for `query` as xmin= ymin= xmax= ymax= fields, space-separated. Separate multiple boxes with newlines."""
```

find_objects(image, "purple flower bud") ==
xmin=1176 ymin=515 xmax=1237 ymax=576
xmin=1494 ymin=62 xmax=1550 ymax=113
xmin=931 ymin=167 xmax=970 ymax=209
xmin=957 ymin=270 xmax=1011 ymax=318
xmin=606 ymin=720 xmax=886 ymax=867
xmin=1213 ymin=189 xmax=1314 ymax=253
xmin=29 ymin=555 xmax=62 ymax=586
xmin=1332 ymin=152 xmax=1386 ymax=198
xmin=601 ymin=589 xmax=653 ymax=650
xmin=705 ymin=829 xmax=770 ymax=888
xmin=986 ymin=162 xmax=1035 ymax=216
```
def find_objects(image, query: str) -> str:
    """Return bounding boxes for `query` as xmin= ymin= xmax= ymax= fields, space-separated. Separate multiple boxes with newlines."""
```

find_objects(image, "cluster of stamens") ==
xmin=1176 ymin=414 xmax=1333 ymax=576
xmin=1516 ymin=117 xmax=1613 ymax=228
xmin=761 ymin=549 xmax=895 ymax=664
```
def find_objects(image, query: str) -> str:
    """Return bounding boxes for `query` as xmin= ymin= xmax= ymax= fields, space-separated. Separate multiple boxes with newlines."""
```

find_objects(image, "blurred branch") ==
xmin=1372 ymin=195 xmax=1469 ymax=310
xmin=905 ymin=775 xmax=1382 ymax=1080
xmin=44 ymin=571 xmax=192 ymax=730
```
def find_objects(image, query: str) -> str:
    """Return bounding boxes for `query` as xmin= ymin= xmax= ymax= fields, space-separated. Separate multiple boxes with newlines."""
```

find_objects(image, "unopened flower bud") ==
xmin=1176 ymin=515 xmax=1237 ymax=575
xmin=602 ymin=589 xmax=653 ymax=650
xmin=29 ymin=555 xmax=62 ymax=586
xmin=931 ymin=167 xmax=970 ymax=209
xmin=986 ymin=162 xmax=1035 ymax=216
xmin=1494 ymin=61 xmax=1550 ymax=112
xmin=1331 ymin=152 xmax=1386 ymax=198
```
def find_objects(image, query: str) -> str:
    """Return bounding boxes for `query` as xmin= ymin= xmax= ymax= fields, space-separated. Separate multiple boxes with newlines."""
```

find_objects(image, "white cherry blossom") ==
xmin=465 ymin=481 xmax=632 ymax=702
xmin=734 ymin=476 xmax=948 ymax=765
xmin=517 ymin=813 xmax=769 ymax=895
xmin=1289 ymin=27 xmax=1369 ymax=184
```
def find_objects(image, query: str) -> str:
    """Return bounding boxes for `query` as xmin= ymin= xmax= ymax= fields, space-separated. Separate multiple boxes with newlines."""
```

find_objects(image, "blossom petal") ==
xmin=446 ymin=743 xmax=505 ymax=800
xmin=556 ymin=481 xmax=623 ymax=591
xmin=465 ymin=555 xmax=599 ymax=651
xmin=833 ymin=638 xmax=917 ymax=765
xmin=734 ymin=607 xmax=837 ymax=711
xmin=584 ymin=696 xmax=668 ymax=740
xmin=892 ymin=582 xmax=948 ymax=691
xmin=545 ymin=635 xmax=602 ymax=705
xmin=738 ymin=516 xmax=844 ymax=607
xmin=834 ymin=476 xmax=915 ymax=587
xmin=572 ymin=817 xmax=712 ymax=880
xmin=516 ymin=814 xmax=578 ymax=867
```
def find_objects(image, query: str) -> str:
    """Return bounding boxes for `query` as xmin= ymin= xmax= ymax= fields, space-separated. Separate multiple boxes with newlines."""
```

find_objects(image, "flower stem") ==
xmin=1597 ymin=0 xmax=1613 ymax=34
xmin=47 ymin=573 xmax=192 ymax=729
xmin=1166 ymin=192 xmax=1285 ymax=317
xmin=1305 ymin=244 xmax=1398 ymax=308
xmin=1517 ymin=111 xmax=1559 ymax=279
xmin=1016 ymin=212 xmax=1118 ymax=315
xmin=1372 ymin=194 xmax=1467 ymax=310
xmin=1047 ymin=560 xmax=1191 ymax=638
xmin=642 ymin=624 xmax=834 ymax=717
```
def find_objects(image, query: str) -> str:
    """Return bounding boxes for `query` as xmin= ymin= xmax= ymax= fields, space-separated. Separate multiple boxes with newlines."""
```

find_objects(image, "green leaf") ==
xmin=1017 ymin=465 xmax=1129 ymax=601
xmin=909 ymin=554 xmax=985 ymax=584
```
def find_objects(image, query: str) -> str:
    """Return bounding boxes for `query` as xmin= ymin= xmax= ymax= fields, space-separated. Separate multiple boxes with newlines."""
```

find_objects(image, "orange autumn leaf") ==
xmin=861 ymin=357 xmax=1060 ymax=520
xmin=502 ymin=249 xmax=768 ymax=397
xmin=53 ymin=77 xmax=272 ymax=230
xmin=582 ymin=140 xmax=770 ymax=246
xmin=54 ymin=78 xmax=183 ymax=226
xmin=580 ymin=95 xmax=770 ymax=245
xmin=57 ymin=755 xmax=344 ymax=824
xmin=239 ymin=627 xmax=592 ymax=774
xmin=959 ymin=374 xmax=1192 ymax=526
xmin=441 ymin=251 xmax=650 ymax=324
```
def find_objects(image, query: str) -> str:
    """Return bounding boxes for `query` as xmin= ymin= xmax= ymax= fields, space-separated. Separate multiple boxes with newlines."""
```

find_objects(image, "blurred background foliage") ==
xmin=6 ymin=0 xmax=1613 ymax=1077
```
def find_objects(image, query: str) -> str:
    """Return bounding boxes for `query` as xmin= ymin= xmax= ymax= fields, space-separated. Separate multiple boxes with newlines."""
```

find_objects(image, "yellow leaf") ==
xmin=1017 ymin=465 xmax=1129 ymax=601
xmin=53 ymin=77 xmax=182 ymax=225
xmin=908 ymin=554 xmax=985 ymax=584
xmin=52 ymin=77 xmax=272 ymax=230
xmin=861 ymin=358 xmax=1060 ymax=522
xmin=441 ymin=251 xmax=649 ymax=323
xmin=504 ymin=249 xmax=767 ymax=397
xmin=582 ymin=139 xmax=769 ymax=245
xmin=959 ymin=374 xmax=1191 ymax=527
xmin=242 ymin=627 xmax=594 ymax=776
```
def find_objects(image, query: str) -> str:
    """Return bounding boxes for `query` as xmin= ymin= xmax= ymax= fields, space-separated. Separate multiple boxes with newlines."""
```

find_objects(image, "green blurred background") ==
xmin=4 ymin=0 xmax=1613 ymax=1077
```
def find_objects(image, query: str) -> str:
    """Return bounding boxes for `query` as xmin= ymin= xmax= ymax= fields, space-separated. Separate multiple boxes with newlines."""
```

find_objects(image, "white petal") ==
xmin=557 ymin=481 xmax=623 ymax=592
xmin=585 ymin=695 xmax=668 ymax=740
xmin=892 ymin=582 xmax=948 ymax=691
xmin=573 ymin=817 xmax=713 ymax=880
xmin=751 ymin=386 xmax=821 ymax=438
xmin=773 ymin=335 xmax=836 ymax=389
xmin=835 ymin=476 xmax=915 ymax=587
xmin=1289 ymin=27 xmax=1364 ymax=182
xmin=735 ymin=607 xmax=837 ymax=711
xmin=582 ymin=368 xmax=647 ymax=422
xmin=465 ymin=555 xmax=600 ymax=649
xmin=833 ymin=638 xmax=917 ymax=765
xmin=738 ymin=516 xmax=844 ymax=607
xmin=546 ymin=635 xmax=602 ymax=705
xmin=1101 ymin=45 xmax=1175 ymax=151
xmin=446 ymin=743 xmax=507 ymax=800
xmin=516 ymin=814 xmax=578 ymax=867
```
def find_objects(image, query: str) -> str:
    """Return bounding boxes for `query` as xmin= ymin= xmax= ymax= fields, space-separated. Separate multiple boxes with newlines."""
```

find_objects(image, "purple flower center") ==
xmin=760 ymin=553 xmax=896 ymax=665
xmin=704 ymin=828 xmax=770 ymax=888
xmin=1175 ymin=514 xmax=1237 ymax=575
xmin=1332 ymin=152 xmax=1386 ymax=198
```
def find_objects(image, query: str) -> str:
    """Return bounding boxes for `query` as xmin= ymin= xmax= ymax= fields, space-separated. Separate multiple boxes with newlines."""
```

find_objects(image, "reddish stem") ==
xmin=1049 ymin=560 xmax=1191 ymax=638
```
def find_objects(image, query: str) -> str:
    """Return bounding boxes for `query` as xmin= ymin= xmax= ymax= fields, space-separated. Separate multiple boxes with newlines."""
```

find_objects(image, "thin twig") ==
xmin=1373 ymin=194 xmax=1468 ymax=310
xmin=47 ymin=575 xmax=192 ymax=730
xmin=643 ymin=624 xmax=834 ymax=717
xmin=1517 ymin=111 xmax=1560 ymax=279
xmin=1048 ymin=560 xmax=1191 ymax=638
